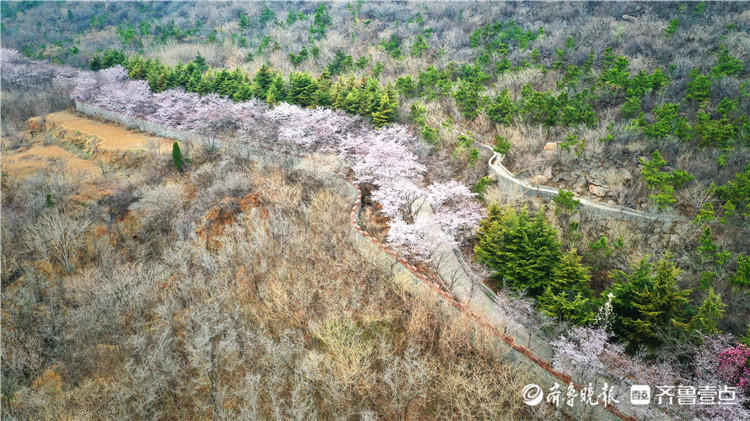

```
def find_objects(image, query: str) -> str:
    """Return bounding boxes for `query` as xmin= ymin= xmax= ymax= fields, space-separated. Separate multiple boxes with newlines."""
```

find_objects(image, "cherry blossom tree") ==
xmin=70 ymin=75 xmax=98 ymax=102
xmin=386 ymin=217 xmax=454 ymax=262
xmin=98 ymin=65 xmax=129 ymax=84
xmin=266 ymin=103 xmax=358 ymax=151
xmin=426 ymin=180 xmax=482 ymax=242
xmin=151 ymin=89 xmax=201 ymax=128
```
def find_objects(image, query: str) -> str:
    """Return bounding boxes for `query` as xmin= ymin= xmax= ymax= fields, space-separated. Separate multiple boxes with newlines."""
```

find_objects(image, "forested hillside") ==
xmin=2 ymin=2 xmax=749 ymax=419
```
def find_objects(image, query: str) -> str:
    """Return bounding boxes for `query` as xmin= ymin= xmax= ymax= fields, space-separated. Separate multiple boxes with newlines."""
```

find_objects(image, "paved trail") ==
xmin=478 ymin=143 xmax=686 ymax=224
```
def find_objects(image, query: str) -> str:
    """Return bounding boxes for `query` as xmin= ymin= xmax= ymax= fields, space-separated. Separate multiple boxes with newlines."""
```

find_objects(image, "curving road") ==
xmin=477 ymin=143 xmax=686 ymax=224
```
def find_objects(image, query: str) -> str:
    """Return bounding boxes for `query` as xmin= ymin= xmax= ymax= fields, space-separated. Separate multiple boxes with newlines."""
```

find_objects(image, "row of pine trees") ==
xmin=91 ymin=49 xmax=399 ymax=127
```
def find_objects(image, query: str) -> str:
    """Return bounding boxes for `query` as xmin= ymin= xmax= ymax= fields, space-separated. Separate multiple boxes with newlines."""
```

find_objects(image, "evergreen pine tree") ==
xmin=270 ymin=76 xmax=286 ymax=102
xmin=316 ymin=70 xmax=333 ymax=107
xmin=690 ymin=288 xmax=726 ymax=335
xmin=608 ymin=257 xmax=692 ymax=351
xmin=187 ymin=71 xmax=202 ymax=92
xmin=174 ymin=63 xmax=189 ymax=88
xmin=233 ymin=81 xmax=254 ymax=102
xmin=474 ymin=205 xmax=562 ymax=295
xmin=538 ymin=250 xmax=595 ymax=324
xmin=196 ymin=73 xmax=214 ymax=95
xmin=487 ymin=88 xmax=515 ymax=125
xmin=252 ymin=64 xmax=274 ymax=99
xmin=539 ymin=287 xmax=595 ymax=325
xmin=330 ymin=80 xmax=344 ymax=109
xmin=372 ymin=94 xmax=394 ymax=127
xmin=343 ymin=91 xmax=360 ymax=114
xmin=193 ymin=53 xmax=208 ymax=73
xmin=288 ymin=73 xmax=318 ymax=107
xmin=383 ymin=83 xmax=398 ymax=121
xmin=214 ymin=69 xmax=232 ymax=96
xmin=172 ymin=142 xmax=184 ymax=173
xmin=266 ymin=83 xmax=280 ymax=105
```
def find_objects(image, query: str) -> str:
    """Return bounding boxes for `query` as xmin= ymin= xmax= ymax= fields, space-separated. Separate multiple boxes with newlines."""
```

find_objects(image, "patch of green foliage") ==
xmin=453 ymin=80 xmax=484 ymax=120
xmin=381 ymin=34 xmax=403 ymax=58
xmin=605 ymin=257 xmax=693 ymax=351
xmin=473 ymin=176 xmax=493 ymax=201
xmin=553 ymin=190 xmax=580 ymax=213
xmin=493 ymin=134 xmax=511 ymax=154
xmin=639 ymin=150 xmax=694 ymax=209
xmin=639 ymin=103 xmax=692 ymax=140
xmin=421 ymin=126 xmax=439 ymax=146
xmin=665 ymin=18 xmax=679 ymax=37
xmin=486 ymin=89 xmax=515 ymax=125
xmin=172 ymin=141 xmax=184 ymax=172
xmin=475 ymin=205 xmax=594 ymax=325
xmin=712 ymin=47 xmax=744 ymax=78
xmin=327 ymin=50 xmax=353 ymax=75
xmin=716 ymin=164 xmax=750 ymax=220
xmin=518 ymin=85 xmax=597 ymax=128
xmin=411 ymin=35 xmax=428 ymax=57
xmin=470 ymin=20 xmax=541 ymax=51
xmin=310 ymin=4 xmax=331 ymax=38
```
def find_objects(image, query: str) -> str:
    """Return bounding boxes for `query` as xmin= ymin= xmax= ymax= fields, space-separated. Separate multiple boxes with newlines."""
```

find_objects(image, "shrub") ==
xmin=639 ymin=150 xmax=694 ymax=209
xmin=409 ymin=102 xmax=426 ymax=125
xmin=418 ymin=66 xmax=452 ymax=99
xmin=685 ymin=71 xmax=712 ymax=107
xmin=560 ymin=133 xmax=585 ymax=156
xmin=381 ymin=34 xmax=402 ymax=59
xmin=641 ymin=103 xmax=692 ymax=140
xmin=310 ymin=4 xmax=331 ymax=38
xmin=553 ymin=190 xmax=580 ymax=213
xmin=694 ymin=111 xmax=736 ymax=147
xmin=493 ymin=135 xmax=511 ymax=155
xmin=716 ymin=164 xmax=750 ymax=220
xmin=421 ymin=126 xmax=439 ymax=145
xmin=396 ymin=76 xmax=416 ymax=97
xmin=327 ymin=50 xmax=352 ymax=76
xmin=731 ymin=255 xmax=750 ymax=289
xmin=712 ymin=48 xmax=744 ymax=78
xmin=486 ymin=89 xmax=514 ymax=125
xmin=410 ymin=35 xmax=428 ymax=57
xmin=473 ymin=176 xmax=493 ymax=201
xmin=453 ymin=81 xmax=483 ymax=121
xmin=664 ymin=18 xmax=679 ymax=37
xmin=601 ymin=48 xmax=630 ymax=89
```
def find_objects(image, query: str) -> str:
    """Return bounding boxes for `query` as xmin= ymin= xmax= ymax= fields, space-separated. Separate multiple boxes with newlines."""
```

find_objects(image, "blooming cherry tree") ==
xmin=426 ymin=180 xmax=482 ymax=241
